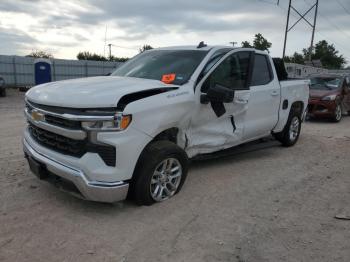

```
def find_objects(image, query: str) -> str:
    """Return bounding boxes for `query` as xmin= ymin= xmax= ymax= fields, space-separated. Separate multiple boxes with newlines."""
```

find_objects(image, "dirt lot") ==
xmin=1 ymin=89 xmax=349 ymax=262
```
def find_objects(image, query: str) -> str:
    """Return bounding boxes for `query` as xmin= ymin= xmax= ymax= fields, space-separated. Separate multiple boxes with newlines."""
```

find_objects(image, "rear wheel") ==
xmin=131 ymin=141 xmax=188 ymax=206
xmin=274 ymin=112 xmax=301 ymax=147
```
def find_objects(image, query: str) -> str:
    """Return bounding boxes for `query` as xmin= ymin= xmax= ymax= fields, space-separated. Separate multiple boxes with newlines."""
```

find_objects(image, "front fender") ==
xmin=123 ymin=87 xmax=195 ymax=139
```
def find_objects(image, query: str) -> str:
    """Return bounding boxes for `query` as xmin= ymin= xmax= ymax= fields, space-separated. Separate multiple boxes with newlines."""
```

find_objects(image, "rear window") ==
xmin=310 ymin=77 xmax=342 ymax=90
xmin=111 ymin=50 xmax=208 ymax=85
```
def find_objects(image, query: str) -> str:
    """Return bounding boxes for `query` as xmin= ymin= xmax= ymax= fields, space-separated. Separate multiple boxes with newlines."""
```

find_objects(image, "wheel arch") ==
xmin=152 ymin=127 xmax=179 ymax=144
xmin=130 ymin=127 xmax=184 ymax=182
xmin=290 ymin=101 xmax=304 ymax=118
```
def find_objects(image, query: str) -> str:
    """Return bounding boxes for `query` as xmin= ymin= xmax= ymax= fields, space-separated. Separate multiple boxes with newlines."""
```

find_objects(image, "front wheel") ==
xmin=331 ymin=103 xmax=342 ymax=122
xmin=273 ymin=114 xmax=301 ymax=147
xmin=131 ymin=141 xmax=188 ymax=206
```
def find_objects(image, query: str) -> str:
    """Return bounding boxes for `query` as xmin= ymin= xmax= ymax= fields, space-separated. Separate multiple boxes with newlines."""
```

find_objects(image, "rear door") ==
xmin=243 ymin=53 xmax=281 ymax=140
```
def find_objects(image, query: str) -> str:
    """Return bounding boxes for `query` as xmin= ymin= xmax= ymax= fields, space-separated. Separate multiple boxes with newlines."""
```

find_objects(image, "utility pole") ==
xmin=107 ymin=44 xmax=112 ymax=60
xmin=282 ymin=0 xmax=319 ymax=61
xmin=309 ymin=0 xmax=319 ymax=61
xmin=229 ymin=41 xmax=238 ymax=47
xmin=282 ymin=0 xmax=292 ymax=59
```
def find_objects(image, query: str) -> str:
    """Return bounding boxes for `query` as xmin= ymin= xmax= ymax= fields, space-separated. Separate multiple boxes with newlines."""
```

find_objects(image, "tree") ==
xmin=284 ymin=40 xmax=346 ymax=69
xmin=77 ymin=52 xmax=129 ymax=62
xmin=77 ymin=51 xmax=107 ymax=61
xmin=26 ymin=50 xmax=53 ymax=59
xmin=241 ymin=34 xmax=272 ymax=52
xmin=241 ymin=41 xmax=253 ymax=48
xmin=139 ymin=44 xmax=153 ymax=53
xmin=305 ymin=40 xmax=346 ymax=69
xmin=253 ymin=33 xmax=272 ymax=52
xmin=109 ymin=56 xmax=129 ymax=62
xmin=284 ymin=52 xmax=305 ymax=64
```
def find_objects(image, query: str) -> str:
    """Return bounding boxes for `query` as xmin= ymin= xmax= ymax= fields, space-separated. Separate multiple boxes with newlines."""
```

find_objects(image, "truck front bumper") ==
xmin=23 ymin=138 xmax=129 ymax=203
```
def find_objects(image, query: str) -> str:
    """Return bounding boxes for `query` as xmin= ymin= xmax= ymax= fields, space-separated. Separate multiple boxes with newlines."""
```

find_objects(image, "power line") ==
xmin=255 ymin=0 xmax=350 ymax=57
xmin=335 ymin=0 xmax=350 ymax=16
xmin=280 ymin=0 xmax=319 ymax=60
xmin=274 ymin=1 xmax=350 ymax=55
xmin=303 ymin=0 xmax=350 ymax=39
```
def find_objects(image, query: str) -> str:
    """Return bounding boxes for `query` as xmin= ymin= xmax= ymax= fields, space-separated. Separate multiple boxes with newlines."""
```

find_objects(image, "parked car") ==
xmin=0 ymin=76 xmax=6 ymax=97
xmin=23 ymin=45 xmax=309 ymax=205
xmin=308 ymin=74 xmax=350 ymax=122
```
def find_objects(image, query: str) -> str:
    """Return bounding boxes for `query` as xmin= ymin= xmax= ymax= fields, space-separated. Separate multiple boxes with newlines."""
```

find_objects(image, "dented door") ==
xmin=186 ymin=51 xmax=253 ymax=157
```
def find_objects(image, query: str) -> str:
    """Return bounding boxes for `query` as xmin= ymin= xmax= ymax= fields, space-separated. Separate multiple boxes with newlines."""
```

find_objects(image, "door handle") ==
xmin=271 ymin=90 xmax=279 ymax=96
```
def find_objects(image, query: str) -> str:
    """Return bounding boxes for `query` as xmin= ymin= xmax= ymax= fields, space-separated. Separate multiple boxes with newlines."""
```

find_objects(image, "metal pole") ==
xmin=309 ymin=0 xmax=319 ymax=62
xmin=108 ymin=44 xmax=112 ymax=60
xmin=282 ymin=0 xmax=292 ymax=58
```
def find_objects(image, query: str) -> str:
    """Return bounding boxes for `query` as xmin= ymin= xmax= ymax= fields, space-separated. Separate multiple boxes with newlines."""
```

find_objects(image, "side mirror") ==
xmin=200 ymin=84 xmax=234 ymax=104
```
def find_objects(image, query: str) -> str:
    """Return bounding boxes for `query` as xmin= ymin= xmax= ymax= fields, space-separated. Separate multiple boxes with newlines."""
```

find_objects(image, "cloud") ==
xmin=0 ymin=0 xmax=349 ymax=62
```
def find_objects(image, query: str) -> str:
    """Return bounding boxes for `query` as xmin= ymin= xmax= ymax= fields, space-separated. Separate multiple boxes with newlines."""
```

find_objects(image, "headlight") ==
xmin=321 ymin=94 xmax=337 ymax=101
xmin=81 ymin=113 xmax=132 ymax=131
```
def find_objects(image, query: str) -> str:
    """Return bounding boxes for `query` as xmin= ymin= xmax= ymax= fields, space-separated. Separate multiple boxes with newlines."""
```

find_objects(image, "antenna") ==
xmin=104 ymin=25 xmax=107 ymax=57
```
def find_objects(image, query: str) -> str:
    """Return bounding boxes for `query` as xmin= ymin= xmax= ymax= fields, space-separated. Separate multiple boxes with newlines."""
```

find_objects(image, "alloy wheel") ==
xmin=289 ymin=116 xmax=300 ymax=142
xmin=150 ymin=158 xmax=182 ymax=202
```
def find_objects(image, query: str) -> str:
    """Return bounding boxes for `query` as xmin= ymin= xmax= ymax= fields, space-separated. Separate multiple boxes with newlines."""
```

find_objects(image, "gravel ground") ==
xmin=0 ymin=89 xmax=349 ymax=262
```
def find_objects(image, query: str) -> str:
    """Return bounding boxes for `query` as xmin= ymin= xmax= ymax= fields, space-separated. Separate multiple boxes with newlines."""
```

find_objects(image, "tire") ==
xmin=0 ymin=88 xmax=6 ymax=97
xmin=331 ymin=103 xmax=342 ymax=122
xmin=273 ymin=112 xmax=302 ymax=147
xmin=131 ymin=141 xmax=189 ymax=206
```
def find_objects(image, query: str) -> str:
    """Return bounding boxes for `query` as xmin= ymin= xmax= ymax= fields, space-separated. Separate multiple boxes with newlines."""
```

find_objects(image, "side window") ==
xmin=201 ymin=52 xmax=251 ymax=93
xmin=251 ymin=54 xmax=273 ymax=86
xmin=197 ymin=48 xmax=232 ymax=84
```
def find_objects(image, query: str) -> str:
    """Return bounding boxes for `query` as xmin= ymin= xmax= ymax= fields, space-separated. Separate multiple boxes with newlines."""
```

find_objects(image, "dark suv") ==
xmin=308 ymin=75 xmax=350 ymax=122
xmin=0 ymin=76 xmax=6 ymax=97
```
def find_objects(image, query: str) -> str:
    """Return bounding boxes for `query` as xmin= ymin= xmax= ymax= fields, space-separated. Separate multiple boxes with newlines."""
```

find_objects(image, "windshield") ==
xmin=310 ymin=77 xmax=342 ymax=90
xmin=111 ymin=50 xmax=208 ymax=85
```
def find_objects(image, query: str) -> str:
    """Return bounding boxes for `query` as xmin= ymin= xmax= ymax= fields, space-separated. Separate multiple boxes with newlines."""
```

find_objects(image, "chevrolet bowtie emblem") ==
xmin=31 ymin=110 xmax=45 ymax=122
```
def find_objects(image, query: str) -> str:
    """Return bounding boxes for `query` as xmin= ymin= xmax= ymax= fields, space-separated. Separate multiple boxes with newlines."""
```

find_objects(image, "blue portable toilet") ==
xmin=34 ymin=58 xmax=52 ymax=85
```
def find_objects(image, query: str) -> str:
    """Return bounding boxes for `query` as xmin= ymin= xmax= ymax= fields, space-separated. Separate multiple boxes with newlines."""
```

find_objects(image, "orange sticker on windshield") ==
xmin=161 ymin=73 xmax=176 ymax=84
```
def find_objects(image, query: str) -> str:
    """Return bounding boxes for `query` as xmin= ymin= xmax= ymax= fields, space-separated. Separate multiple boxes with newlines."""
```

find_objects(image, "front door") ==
xmin=186 ymin=51 xmax=253 ymax=157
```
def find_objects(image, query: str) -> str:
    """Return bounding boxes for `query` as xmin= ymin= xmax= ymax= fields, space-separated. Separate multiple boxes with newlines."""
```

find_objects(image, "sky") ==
xmin=0 ymin=0 xmax=349 ymax=64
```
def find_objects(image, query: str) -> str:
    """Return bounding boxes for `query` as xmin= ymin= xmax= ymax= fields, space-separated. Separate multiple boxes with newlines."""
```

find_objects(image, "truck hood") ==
xmin=309 ymin=89 xmax=339 ymax=99
xmin=26 ymin=76 xmax=178 ymax=108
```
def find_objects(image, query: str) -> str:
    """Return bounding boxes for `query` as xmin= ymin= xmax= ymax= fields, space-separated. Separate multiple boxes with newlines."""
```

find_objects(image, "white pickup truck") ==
xmin=23 ymin=45 xmax=309 ymax=205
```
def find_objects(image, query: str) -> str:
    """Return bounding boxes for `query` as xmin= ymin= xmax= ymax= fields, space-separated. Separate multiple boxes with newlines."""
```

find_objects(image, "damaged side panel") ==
xmin=117 ymin=87 xmax=178 ymax=110
xmin=122 ymin=86 xmax=194 ymax=144
xmin=185 ymin=90 xmax=250 ymax=158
